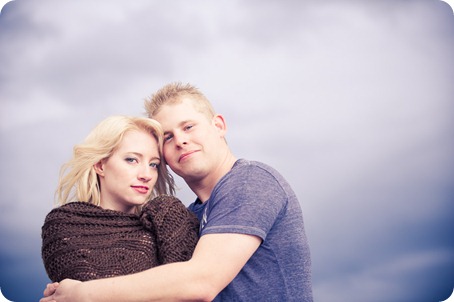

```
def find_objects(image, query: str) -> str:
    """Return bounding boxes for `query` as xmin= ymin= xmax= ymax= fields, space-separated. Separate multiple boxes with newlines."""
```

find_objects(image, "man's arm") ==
xmin=40 ymin=233 xmax=261 ymax=302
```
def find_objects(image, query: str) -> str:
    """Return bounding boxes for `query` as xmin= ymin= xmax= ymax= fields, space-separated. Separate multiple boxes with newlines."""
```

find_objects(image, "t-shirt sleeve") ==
xmin=200 ymin=165 xmax=287 ymax=240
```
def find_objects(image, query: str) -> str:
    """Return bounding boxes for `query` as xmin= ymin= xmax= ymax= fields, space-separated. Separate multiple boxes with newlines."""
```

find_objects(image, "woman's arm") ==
xmin=140 ymin=195 xmax=199 ymax=264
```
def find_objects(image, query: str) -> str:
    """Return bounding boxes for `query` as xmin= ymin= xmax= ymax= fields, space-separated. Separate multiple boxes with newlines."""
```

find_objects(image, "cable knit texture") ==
xmin=42 ymin=195 xmax=199 ymax=282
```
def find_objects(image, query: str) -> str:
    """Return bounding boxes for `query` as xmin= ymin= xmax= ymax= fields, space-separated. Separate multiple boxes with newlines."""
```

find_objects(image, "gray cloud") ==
xmin=0 ymin=0 xmax=453 ymax=301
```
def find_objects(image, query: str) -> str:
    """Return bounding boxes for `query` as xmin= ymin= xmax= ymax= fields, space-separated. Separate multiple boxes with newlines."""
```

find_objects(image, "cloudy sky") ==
xmin=1 ymin=0 xmax=453 ymax=301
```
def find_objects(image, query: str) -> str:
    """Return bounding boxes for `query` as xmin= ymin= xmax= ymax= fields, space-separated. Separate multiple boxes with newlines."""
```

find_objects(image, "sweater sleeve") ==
xmin=41 ymin=209 xmax=64 ymax=282
xmin=140 ymin=195 xmax=199 ymax=264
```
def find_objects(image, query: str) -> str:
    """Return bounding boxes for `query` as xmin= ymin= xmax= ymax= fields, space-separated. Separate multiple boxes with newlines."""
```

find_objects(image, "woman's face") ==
xmin=95 ymin=129 xmax=160 ymax=213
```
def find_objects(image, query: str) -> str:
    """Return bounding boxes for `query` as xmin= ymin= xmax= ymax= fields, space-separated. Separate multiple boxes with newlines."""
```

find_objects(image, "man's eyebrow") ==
xmin=163 ymin=120 xmax=193 ymax=134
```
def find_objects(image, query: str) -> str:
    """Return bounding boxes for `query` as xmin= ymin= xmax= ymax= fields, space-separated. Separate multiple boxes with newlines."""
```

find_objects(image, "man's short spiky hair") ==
xmin=144 ymin=82 xmax=216 ymax=119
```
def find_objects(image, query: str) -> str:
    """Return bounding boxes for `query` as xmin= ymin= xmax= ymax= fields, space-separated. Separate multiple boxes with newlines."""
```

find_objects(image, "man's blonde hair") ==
xmin=55 ymin=116 xmax=175 ymax=210
xmin=144 ymin=82 xmax=216 ymax=120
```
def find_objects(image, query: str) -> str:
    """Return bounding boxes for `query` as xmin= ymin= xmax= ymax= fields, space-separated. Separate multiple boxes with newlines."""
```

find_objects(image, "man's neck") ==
xmin=188 ymin=153 xmax=237 ymax=203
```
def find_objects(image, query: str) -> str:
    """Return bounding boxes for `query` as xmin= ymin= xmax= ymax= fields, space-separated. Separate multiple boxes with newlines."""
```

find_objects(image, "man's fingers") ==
xmin=43 ymin=282 xmax=59 ymax=296
xmin=39 ymin=294 xmax=56 ymax=302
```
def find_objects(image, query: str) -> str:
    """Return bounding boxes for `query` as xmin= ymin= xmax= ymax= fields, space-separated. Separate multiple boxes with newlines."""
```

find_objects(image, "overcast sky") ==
xmin=0 ymin=0 xmax=453 ymax=301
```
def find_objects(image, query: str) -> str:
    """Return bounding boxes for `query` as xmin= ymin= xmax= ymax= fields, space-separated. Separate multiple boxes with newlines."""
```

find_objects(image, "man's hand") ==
xmin=39 ymin=280 xmax=82 ymax=302
xmin=40 ymin=282 xmax=59 ymax=302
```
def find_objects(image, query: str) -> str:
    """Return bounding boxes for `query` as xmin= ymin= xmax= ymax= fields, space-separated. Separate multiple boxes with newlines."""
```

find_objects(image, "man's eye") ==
xmin=185 ymin=125 xmax=193 ymax=131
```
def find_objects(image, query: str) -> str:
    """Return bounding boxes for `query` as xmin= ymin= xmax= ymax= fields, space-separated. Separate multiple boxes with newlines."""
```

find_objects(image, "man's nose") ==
xmin=173 ymin=133 xmax=188 ymax=147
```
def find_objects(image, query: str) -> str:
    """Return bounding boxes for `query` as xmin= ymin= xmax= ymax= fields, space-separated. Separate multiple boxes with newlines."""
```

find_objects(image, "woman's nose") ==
xmin=138 ymin=165 xmax=153 ymax=182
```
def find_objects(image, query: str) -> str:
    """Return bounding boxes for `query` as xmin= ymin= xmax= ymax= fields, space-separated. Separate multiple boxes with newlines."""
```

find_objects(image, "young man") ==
xmin=41 ymin=83 xmax=313 ymax=302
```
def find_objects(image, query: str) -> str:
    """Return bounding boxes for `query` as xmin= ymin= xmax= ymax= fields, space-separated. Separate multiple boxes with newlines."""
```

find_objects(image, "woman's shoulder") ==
xmin=43 ymin=201 xmax=102 ymax=225
xmin=45 ymin=201 xmax=96 ymax=215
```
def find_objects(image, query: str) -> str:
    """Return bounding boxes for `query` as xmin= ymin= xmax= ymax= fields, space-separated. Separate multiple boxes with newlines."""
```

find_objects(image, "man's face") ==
xmin=154 ymin=97 xmax=224 ymax=183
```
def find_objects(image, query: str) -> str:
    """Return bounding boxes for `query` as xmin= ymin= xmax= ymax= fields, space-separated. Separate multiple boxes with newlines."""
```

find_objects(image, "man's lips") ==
xmin=179 ymin=150 xmax=198 ymax=163
xmin=131 ymin=186 xmax=149 ymax=194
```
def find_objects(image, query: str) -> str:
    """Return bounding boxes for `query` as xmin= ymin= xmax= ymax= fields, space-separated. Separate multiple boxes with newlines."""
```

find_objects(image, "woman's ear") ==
xmin=94 ymin=160 xmax=105 ymax=176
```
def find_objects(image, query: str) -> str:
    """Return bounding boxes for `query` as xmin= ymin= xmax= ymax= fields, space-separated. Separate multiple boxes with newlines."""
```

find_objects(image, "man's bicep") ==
xmin=190 ymin=233 xmax=261 ymax=291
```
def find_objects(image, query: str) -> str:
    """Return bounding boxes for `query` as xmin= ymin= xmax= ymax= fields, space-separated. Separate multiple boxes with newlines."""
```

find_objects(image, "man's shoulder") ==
xmin=233 ymin=158 xmax=273 ymax=171
xmin=232 ymin=159 xmax=281 ymax=179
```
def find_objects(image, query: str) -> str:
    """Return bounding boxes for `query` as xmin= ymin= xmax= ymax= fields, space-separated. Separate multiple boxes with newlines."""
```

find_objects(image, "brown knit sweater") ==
xmin=41 ymin=195 xmax=199 ymax=282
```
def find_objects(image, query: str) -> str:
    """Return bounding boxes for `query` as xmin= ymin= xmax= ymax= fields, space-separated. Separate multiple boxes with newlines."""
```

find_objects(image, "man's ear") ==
xmin=93 ymin=160 xmax=105 ymax=177
xmin=213 ymin=114 xmax=227 ymax=136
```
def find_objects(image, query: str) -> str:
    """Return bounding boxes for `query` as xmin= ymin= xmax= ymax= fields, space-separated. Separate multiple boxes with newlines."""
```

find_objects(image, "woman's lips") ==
xmin=132 ymin=186 xmax=149 ymax=194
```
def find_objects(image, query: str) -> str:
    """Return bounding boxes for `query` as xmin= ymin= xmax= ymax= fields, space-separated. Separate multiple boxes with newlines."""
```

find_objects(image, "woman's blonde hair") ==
xmin=55 ymin=116 xmax=175 ymax=209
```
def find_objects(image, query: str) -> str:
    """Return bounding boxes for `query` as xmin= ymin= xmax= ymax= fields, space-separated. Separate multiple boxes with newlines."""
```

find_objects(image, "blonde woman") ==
xmin=41 ymin=116 xmax=199 ymax=282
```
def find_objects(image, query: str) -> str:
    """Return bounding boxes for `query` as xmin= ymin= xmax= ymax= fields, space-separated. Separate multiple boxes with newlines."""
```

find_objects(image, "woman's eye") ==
xmin=125 ymin=157 xmax=138 ymax=163
xmin=185 ymin=125 xmax=193 ymax=131
xmin=149 ymin=162 xmax=159 ymax=168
